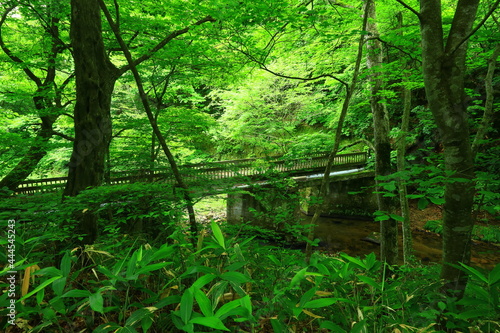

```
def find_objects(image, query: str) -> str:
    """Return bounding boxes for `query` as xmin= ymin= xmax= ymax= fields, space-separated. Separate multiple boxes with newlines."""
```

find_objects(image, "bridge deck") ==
xmin=15 ymin=152 xmax=367 ymax=194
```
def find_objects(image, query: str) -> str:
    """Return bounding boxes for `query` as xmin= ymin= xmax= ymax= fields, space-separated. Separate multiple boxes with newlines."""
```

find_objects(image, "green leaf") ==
xmin=136 ymin=262 xmax=171 ymax=275
xmin=151 ymin=244 xmax=176 ymax=261
xmin=19 ymin=276 xmax=63 ymax=301
xmin=52 ymin=276 xmax=67 ymax=296
xmin=211 ymin=220 xmax=225 ymax=249
xmin=215 ymin=298 xmax=242 ymax=319
xmin=220 ymin=271 xmax=251 ymax=284
xmin=60 ymin=252 xmax=71 ymax=277
xmin=125 ymin=307 xmax=156 ymax=327
xmin=303 ymin=297 xmax=340 ymax=308
xmin=320 ymin=321 xmax=346 ymax=332
xmin=428 ymin=197 xmax=445 ymax=205
xmin=194 ymin=288 xmax=213 ymax=317
xmin=180 ymin=288 xmax=194 ymax=324
xmin=62 ymin=289 xmax=92 ymax=298
xmin=92 ymin=323 xmax=122 ymax=333
xmin=189 ymin=316 xmax=230 ymax=331
xmin=357 ymin=275 xmax=381 ymax=290
xmin=90 ymin=291 xmax=104 ymax=313
xmin=488 ymin=263 xmax=500 ymax=286
xmin=192 ymin=274 xmax=217 ymax=289
xmin=290 ymin=267 xmax=307 ymax=287
xmin=418 ymin=197 xmax=429 ymax=210
xmin=389 ymin=214 xmax=404 ymax=222
xmin=36 ymin=288 xmax=45 ymax=305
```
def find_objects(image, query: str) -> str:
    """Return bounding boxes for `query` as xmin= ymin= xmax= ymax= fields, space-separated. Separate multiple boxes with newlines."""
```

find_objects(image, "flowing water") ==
xmin=304 ymin=215 xmax=500 ymax=270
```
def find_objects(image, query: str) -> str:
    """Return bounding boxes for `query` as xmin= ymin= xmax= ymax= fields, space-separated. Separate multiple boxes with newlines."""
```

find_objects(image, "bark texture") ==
xmin=64 ymin=0 xmax=120 ymax=198
xmin=365 ymin=0 xmax=398 ymax=265
xmin=419 ymin=0 xmax=479 ymax=293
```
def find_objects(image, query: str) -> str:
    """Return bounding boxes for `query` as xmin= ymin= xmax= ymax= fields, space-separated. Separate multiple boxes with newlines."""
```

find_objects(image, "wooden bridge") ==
xmin=15 ymin=152 xmax=368 ymax=194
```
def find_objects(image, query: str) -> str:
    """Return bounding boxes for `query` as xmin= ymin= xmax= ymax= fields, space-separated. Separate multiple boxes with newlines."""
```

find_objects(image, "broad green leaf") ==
xmin=115 ymin=327 xmax=139 ymax=333
xmin=125 ymin=307 xmax=156 ymax=327
xmin=91 ymin=323 xmax=122 ymax=333
xmin=19 ymin=276 xmax=63 ymax=301
xmin=488 ymin=263 xmax=500 ymax=286
xmin=151 ymin=244 xmax=176 ymax=261
xmin=192 ymin=274 xmax=217 ymax=289
xmin=389 ymin=214 xmax=404 ymax=222
xmin=62 ymin=289 xmax=92 ymax=298
xmin=60 ymin=252 xmax=71 ymax=277
xmin=136 ymin=262 xmax=171 ymax=275
xmin=180 ymin=288 xmax=194 ymax=324
xmin=52 ymin=276 xmax=67 ymax=296
xmin=211 ymin=220 xmax=225 ymax=249
xmin=459 ymin=263 xmax=488 ymax=284
xmin=36 ymin=288 xmax=45 ymax=305
xmin=189 ymin=316 xmax=230 ymax=331
xmin=303 ymin=297 xmax=340 ymax=308
xmin=357 ymin=275 xmax=380 ymax=290
xmin=90 ymin=292 xmax=104 ymax=313
xmin=299 ymin=287 xmax=318 ymax=307
xmin=418 ymin=198 xmax=429 ymax=210
xmin=320 ymin=320 xmax=346 ymax=332
xmin=290 ymin=267 xmax=307 ymax=287
xmin=428 ymin=197 xmax=445 ymax=205
xmin=194 ymin=288 xmax=213 ymax=317
xmin=215 ymin=298 xmax=242 ymax=319
xmin=220 ymin=271 xmax=251 ymax=284
xmin=340 ymin=253 xmax=366 ymax=270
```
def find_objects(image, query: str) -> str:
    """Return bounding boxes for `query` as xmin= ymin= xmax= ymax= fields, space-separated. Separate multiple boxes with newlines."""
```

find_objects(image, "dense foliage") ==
xmin=1 ymin=0 xmax=499 ymax=331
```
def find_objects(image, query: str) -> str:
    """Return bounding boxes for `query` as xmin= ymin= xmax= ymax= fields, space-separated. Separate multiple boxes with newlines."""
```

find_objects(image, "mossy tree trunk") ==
xmin=418 ymin=0 xmax=479 ymax=294
xmin=365 ymin=0 xmax=398 ymax=265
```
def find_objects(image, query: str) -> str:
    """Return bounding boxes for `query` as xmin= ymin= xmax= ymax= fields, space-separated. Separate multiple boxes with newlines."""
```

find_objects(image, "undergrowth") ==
xmin=1 ymin=188 xmax=499 ymax=332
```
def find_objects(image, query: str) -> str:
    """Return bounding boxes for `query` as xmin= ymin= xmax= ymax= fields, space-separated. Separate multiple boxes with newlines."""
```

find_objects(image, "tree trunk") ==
xmin=419 ymin=0 xmax=479 ymax=294
xmin=64 ymin=0 xmax=120 ymax=244
xmin=0 ymin=9 xmax=64 ymax=193
xmin=398 ymin=86 xmax=412 ymax=264
xmin=0 ymin=116 xmax=55 ymax=193
xmin=98 ymin=0 xmax=199 ymax=245
xmin=64 ymin=0 xmax=120 ymax=198
xmin=365 ymin=0 xmax=398 ymax=265
xmin=304 ymin=2 xmax=369 ymax=262
xmin=396 ymin=12 xmax=413 ymax=264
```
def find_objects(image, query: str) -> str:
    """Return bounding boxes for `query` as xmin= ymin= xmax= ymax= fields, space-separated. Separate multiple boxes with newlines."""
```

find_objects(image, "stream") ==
xmin=303 ymin=215 xmax=500 ymax=270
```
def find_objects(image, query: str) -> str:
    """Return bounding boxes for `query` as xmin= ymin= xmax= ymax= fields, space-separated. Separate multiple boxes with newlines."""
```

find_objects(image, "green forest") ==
xmin=1 ymin=0 xmax=499 ymax=331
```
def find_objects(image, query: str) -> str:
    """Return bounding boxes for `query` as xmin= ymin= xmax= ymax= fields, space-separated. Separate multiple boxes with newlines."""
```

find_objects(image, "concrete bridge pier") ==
xmin=300 ymin=173 xmax=378 ymax=218
xmin=227 ymin=172 xmax=378 ymax=227
xmin=226 ymin=187 xmax=304 ymax=230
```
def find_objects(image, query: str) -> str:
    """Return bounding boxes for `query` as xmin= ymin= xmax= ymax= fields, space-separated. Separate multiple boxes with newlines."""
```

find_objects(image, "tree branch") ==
xmin=393 ymin=0 xmax=421 ymax=20
xmin=448 ymin=0 xmax=500 ymax=56
xmin=51 ymin=131 xmax=74 ymax=141
xmin=118 ymin=15 xmax=215 ymax=75
xmin=0 ymin=6 xmax=43 ymax=86
xmin=237 ymin=47 xmax=349 ymax=87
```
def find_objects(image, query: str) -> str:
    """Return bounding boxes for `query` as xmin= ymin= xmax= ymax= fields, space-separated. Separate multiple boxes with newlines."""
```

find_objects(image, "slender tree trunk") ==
xmin=304 ymin=3 xmax=370 ymax=262
xmin=98 ymin=0 xmax=199 ymax=245
xmin=419 ymin=0 xmax=479 ymax=294
xmin=0 ymin=9 xmax=65 ymax=193
xmin=0 ymin=116 xmax=55 ymax=193
xmin=365 ymin=0 xmax=398 ymax=265
xmin=398 ymin=87 xmax=412 ymax=264
xmin=396 ymin=12 xmax=413 ymax=264
xmin=471 ymin=43 xmax=500 ymax=157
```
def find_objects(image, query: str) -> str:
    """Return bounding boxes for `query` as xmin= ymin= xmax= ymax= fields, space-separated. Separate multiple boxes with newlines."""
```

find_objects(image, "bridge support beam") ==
xmin=226 ymin=187 xmax=303 ymax=230
xmin=301 ymin=173 xmax=378 ymax=218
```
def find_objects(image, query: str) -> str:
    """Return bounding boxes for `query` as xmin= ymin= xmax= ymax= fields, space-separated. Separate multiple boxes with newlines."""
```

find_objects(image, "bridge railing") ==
xmin=14 ymin=152 xmax=367 ymax=194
